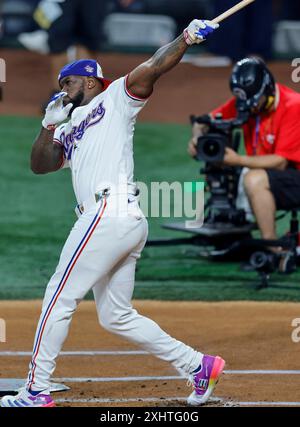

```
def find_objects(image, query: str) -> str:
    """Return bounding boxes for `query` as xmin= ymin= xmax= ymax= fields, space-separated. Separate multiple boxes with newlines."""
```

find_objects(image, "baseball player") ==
xmin=1 ymin=19 xmax=225 ymax=408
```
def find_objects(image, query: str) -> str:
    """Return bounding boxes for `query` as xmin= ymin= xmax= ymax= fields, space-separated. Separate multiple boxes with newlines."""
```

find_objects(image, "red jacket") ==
xmin=211 ymin=84 xmax=300 ymax=170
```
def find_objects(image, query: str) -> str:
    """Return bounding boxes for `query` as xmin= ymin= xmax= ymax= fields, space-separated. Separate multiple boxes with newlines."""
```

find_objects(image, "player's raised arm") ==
xmin=31 ymin=92 xmax=73 ymax=174
xmin=126 ymin=19 xmax=219 ymax=99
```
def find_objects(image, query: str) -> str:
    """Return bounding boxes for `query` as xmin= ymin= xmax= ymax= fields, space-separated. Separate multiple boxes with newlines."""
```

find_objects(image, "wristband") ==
xmin=42 ymin=122 xmax=57 ymax=131
xmin=183 ymin=29 xmax=193 ymax=46
xmin=46 ymin=124 xmax=57 ymax=131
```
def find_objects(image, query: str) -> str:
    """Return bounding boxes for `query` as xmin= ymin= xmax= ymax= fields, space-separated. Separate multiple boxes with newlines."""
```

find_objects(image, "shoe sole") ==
xmin=0 ymin=399 xmax=56 ymax=408
xmin=187 ymin=356 xmax=225 ymax=406
xmin=42 ymin=401 xmax=56 ymax=407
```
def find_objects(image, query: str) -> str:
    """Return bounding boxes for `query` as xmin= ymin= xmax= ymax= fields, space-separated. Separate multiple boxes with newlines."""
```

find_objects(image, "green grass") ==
xmin=0 ymin=116 xmax=299 ymax=301
xmin=135 ymin=246 xmax=300 ymax=301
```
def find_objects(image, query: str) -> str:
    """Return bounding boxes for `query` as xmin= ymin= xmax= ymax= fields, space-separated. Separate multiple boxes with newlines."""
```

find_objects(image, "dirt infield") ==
xmin=0 ymin=49 xmax=298 ymax=121
xmin=0 ymin=300 xmax=300 ymax=407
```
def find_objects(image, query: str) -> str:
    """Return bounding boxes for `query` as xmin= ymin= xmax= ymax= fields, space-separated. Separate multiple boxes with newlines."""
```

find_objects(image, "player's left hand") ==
xmin=223 ymin=147 xmax=242 ymax=166
xmin=184 ymin=20 xmax=219 ymax=45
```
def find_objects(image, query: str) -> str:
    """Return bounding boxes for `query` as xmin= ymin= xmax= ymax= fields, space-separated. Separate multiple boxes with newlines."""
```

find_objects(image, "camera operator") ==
xmin=188 ymin=57 xmax=300 ymax=245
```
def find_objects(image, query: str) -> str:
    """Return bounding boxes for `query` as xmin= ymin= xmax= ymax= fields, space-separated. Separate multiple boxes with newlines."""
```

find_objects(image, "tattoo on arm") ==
xmin=127 ymin=35 xmax=188 ymax=98
xmin=150 ymin=35 xmax=187 ymax=74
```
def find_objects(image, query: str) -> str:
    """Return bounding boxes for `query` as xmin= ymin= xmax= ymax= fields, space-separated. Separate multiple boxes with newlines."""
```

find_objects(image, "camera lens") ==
xmin=250 ymin=251 xmax=268 ymax=269
xmin=250 ymin=251 xmax=277 ymax=274
xmin=203 ymin=139 xmax=220 ymax=158
xmin=197 ymin=134 xmax=226 ymax=162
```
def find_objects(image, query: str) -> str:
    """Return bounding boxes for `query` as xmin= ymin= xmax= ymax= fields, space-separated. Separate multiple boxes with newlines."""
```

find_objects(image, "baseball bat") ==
xmin=212 ymin=0 xmax=256 ymax=24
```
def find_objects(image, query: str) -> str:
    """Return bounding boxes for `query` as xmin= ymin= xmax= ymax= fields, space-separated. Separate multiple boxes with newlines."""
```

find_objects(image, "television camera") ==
xmin=147 ymin=109 xmax=299 ymax=289
xmin=190 ymin=109 xmax=250 ymax=227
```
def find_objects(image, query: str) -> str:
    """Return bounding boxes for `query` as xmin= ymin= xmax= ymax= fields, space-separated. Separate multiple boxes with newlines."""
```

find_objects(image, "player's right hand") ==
xmin=188 ymin=123 xmax=208 ymax=158
xmin=188 ymin=137 xmax=198 ymax=158
xmin=42 ymin=92 xmax=73 ymax=130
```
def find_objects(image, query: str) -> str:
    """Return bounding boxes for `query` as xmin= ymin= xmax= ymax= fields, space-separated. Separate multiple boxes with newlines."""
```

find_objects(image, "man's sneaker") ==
xmin=0 ymin=388 xmax=55 ymax=407
xmin=187 ymin=354 xmax=225 ymax=406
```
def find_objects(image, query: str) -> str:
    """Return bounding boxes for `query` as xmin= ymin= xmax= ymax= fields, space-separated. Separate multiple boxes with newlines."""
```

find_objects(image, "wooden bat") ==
xmin=212 ymin=0 xmax=256 ymax=25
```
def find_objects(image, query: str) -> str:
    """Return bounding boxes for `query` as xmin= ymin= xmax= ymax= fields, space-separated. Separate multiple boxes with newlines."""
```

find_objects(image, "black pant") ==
xmin=208 ymin=0 xmax=273 ymax=60
xmin=267 ymin=169 xmax=300 ymax=210
xmin=48 ymin=0 xmax=108 ymax=53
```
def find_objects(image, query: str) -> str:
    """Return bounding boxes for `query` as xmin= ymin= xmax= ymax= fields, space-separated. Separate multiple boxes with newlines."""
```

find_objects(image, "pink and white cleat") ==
xmin=0 ymin=388 xmax=55 ymax=407
xmin=187 ymin=354 xmax=225 ymax=406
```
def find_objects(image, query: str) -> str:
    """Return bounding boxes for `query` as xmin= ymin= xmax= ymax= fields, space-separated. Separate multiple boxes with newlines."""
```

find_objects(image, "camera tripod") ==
xmin=146 ymin=207 xmax=300 ymax=290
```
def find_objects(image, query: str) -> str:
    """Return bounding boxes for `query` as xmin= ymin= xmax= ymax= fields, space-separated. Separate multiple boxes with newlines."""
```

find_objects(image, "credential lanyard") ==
xmin=253 ymin=115 xmax=261 ymax=155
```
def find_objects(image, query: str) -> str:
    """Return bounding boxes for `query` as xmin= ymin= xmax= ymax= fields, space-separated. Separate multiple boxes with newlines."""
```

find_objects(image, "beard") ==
xmin=67 ymin=90 xmax=85 ymax=116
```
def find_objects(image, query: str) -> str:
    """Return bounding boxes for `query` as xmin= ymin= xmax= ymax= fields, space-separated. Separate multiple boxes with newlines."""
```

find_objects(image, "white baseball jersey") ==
xmin=53 ymin=76 xmax=148 ymax=204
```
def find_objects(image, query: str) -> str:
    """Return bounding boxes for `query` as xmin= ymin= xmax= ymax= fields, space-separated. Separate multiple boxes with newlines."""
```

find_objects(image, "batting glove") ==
xmin=42 ymin=92 xmax=73 ymax=130
xmin=183 ymin=20 xmax=219 ymax=45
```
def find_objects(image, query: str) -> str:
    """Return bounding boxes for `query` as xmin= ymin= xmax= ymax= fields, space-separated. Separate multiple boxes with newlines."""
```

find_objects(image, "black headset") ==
xmin=230 ymin=58 xmax=276 ymax=113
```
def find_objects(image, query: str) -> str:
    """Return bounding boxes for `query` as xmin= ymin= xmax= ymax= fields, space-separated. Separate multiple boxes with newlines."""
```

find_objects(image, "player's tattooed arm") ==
xmin=127 ymin=20 xmax=218 ymax=99
xmin=127 ymin=35 xmax=188 ymax=99
xmin=31 ymin=128 xmax=64 ymax=174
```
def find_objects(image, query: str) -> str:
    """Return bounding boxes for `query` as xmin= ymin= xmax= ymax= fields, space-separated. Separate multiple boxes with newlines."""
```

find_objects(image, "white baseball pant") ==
xmin=236 ymin=167 xmax=254 ymax=221
xmin=26 ymin=194 xmax=202 ymax=391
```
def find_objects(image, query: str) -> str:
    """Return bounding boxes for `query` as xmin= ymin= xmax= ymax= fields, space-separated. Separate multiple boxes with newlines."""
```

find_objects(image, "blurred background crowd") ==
xmin=1 ymin=0 xmax=300 ymax=102
xmin=0 ymin=0 xmax=300 ymax=61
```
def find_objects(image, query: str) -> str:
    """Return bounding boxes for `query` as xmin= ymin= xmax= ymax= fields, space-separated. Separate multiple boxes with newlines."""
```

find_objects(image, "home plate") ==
xmin=0 ymin=379 xmax=70 ymax=396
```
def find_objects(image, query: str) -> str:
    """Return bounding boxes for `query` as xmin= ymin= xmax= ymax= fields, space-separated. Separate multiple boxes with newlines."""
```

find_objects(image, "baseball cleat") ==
xmin=0 ymin=388 xmax=55 ymax=407
xmin=187 ymin=354 xmax=225 ymax=406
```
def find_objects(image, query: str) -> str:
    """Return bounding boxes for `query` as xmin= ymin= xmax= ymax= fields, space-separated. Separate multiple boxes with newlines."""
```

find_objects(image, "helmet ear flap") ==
xmin=262 ymin=69 xmax=276 ymax=111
